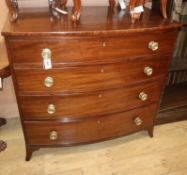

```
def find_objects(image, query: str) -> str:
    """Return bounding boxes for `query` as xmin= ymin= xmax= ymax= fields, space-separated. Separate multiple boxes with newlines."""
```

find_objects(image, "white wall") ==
xmin=0 ymin=0 xmax=8 ymax=41
xmin=0 ymin=0 xmax=19 ymax=118
xmin=18 ymin=0 xmax=108 ymax=8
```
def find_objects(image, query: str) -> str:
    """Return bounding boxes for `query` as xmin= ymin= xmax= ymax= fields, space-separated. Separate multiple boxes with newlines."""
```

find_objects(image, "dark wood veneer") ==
xmin=24 ymin=104 xmax=157 ymax=146
xmin=9 ymin=32 xmax=176 ymax=64
xmin=19 ymin=80 xmax=163 ymax=121
xmin=15 ymin=58 xmax=168 ymax=94
xmin=2 ymin=6 xmax=181 ymax=160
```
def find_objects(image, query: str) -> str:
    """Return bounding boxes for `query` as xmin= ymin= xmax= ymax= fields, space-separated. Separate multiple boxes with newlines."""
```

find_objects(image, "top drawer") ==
xmin=8 ymin=32 xmax=177 ymax=64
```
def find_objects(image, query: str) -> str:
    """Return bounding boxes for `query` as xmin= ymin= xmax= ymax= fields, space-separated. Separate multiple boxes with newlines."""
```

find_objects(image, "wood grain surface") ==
xmin=15 ymin=57 xmax=168 ymax=93
xmin=19 ymin=80 xmax=163 ymax=121
xmin=1 ymin=6 xmax=181 ymax=160
xmin=24 ymin=104 xmax=157 ymax=145
xmin=8 ymin=32 xmax=177 ymax=64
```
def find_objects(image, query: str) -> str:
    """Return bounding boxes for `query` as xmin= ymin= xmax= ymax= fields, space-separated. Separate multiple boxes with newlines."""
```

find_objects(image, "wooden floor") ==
xmin=0 ymin=118 xmax=187 ymax=175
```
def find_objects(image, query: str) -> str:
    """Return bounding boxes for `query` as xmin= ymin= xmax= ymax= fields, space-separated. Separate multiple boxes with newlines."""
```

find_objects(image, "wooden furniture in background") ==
xmin=158 ymin=7 xmax=187 ymax=125
xmin=2 ymin=7 xmax=181 ymax=160
xmin=0 ymin=42 xmax=11 ymax=152
xmin=5 ymin=0 xmax=168 ymax=22
xmin=5 ymin=0 xmax=82 ymax=22
xmin=49 ymin=0 xmax=81 ymax=21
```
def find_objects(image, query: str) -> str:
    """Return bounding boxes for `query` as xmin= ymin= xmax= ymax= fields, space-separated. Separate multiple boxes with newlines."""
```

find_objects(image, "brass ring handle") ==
xmin=144 ymin=66 xmax=153 ymax=76
xmin=49 ymin=130 xmax=58 ymax=141
xmin=44 ymin=77 xmax=54 ymax=87
xmin=47 ymin=104 xmax=56 ymax=114
xmin=42 ymin=48 xmax=52 ymax=60
xmin=139 ymin=92 xmax=148 ymax=101
xmin=148 ymin=41 xmax=159 ymax=51
xmin=134 ymin=117 xmax=143 ymax=126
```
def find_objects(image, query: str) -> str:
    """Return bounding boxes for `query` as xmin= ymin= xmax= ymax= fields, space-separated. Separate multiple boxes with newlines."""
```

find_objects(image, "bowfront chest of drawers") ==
xmin=2 ymin=7 xmax=181 ymax=160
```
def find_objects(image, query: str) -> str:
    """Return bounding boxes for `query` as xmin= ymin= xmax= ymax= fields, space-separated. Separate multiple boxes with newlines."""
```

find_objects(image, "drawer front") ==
xmin=15 ymin=57 xmax=168 ymax=93
xmin=20 ymin=80 xmax=163 ymax=120
xmin=24 ymin=104 xmax=157 ymax=145
xmin=9 ymin=32 xmax=177 ymax=64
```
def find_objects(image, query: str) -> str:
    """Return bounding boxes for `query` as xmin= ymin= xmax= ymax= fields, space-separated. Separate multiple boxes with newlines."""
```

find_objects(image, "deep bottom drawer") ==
xmin=24 ymin=104 xmax=157 ymax=146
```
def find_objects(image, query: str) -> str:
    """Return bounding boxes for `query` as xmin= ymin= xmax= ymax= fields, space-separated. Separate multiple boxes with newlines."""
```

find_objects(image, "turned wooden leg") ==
xmin=147 ymin=126 xmax=154 ymax=138
xmin=60 ymin=0 xmax=68 ymax=7
xmin=25 ymin=146 xmax=39 ymax=161
xmin=6 ymin=0 xmax=19 ymax=22
xmin=107 ymin=7 xmax=115 ymax=24
xmin=160 ymin=0 xmax=168 ymax=19
xmin=71 ymin=0 xmax=81 ymax=22
xmin=109 ymin=0 xmax=116 ymax=8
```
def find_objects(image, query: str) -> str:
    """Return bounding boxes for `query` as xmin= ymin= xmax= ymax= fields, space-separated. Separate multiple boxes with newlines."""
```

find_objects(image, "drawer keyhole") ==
xmin=102 ymin=42 xmax=106 ymax=48
xmin=101 ymin=68 xmax=105 ymax=73
xmin=98 ymin=94 xmax=103 ymax=99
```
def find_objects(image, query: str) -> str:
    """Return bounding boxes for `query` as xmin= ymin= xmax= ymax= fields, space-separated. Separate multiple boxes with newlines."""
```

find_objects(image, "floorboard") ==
xmin=0 ymin=118 xmax=187 ymax=175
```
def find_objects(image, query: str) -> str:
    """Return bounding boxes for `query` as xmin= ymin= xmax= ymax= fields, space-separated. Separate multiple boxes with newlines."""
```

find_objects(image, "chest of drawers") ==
xmin=2 ymin=7 xmax=181 ymax=161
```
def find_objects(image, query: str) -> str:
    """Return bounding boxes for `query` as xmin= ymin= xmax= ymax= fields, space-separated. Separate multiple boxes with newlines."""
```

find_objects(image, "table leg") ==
xmin=71 ymin=0 xmax=81 ymax=21
xmin=160 ymin=0 xmax=168 ymax=19
xmin=5 ymin=0 xmax=19 ymax=22
xmin=109 ymin=0 xmax=116 ymax=7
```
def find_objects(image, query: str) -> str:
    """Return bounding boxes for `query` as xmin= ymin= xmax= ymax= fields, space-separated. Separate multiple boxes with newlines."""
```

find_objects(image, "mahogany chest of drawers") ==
xmin=2 ymin=7 xmax=181 ymax=161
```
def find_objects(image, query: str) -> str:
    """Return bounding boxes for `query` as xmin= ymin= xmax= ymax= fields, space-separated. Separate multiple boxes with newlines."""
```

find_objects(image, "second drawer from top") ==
xmin=15 ymin=57 xmax=169 ymax=94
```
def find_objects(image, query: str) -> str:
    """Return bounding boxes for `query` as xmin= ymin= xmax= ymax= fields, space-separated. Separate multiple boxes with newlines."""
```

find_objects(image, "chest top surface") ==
xmin=2 ymin=6 xmax=181 ymax=37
